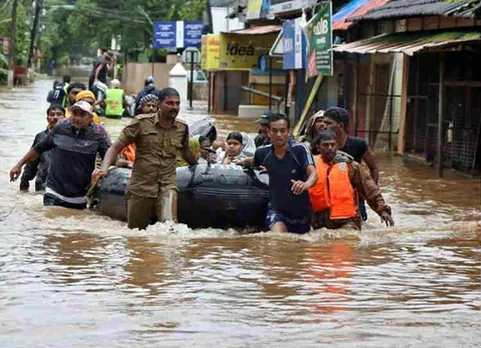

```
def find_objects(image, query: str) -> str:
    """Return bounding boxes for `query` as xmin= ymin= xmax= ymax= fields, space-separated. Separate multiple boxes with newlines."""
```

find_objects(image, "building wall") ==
xmin=123 ymin=63 xmax=175 ymax=94
xmin=213 ymin=70 xmax=250 ymax=114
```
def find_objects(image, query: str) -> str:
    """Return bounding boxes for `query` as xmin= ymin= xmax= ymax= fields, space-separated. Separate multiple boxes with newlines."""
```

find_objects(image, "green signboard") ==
xmin=304 ymin=1 xmax=333 ymax=77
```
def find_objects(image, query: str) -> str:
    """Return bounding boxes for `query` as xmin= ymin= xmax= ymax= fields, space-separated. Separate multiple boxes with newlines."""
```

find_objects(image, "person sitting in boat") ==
xmin=216 ymin=132 xmax=247 ymax=165
xmin=254 ymin=111 xmax=271 ymax=148
xmin=19 ymin=104 xmax=66 ymax=192
xmin=308 ymin=130 xmax=394 ymax=230
xmin=198 ymin=136 xmax=215 ymax=164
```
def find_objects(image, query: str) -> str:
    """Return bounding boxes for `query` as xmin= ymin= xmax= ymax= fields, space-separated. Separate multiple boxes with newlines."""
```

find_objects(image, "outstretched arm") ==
xmin=362 ymin=148 xmax=379 ymax=184
xmin=92 ymin=140 xmax=126 ymax=180
xmin=350 ymin=163 xmax=393 ymax=226
xmin=291 ymin=164 xmax=318 ymax=195
xmin=10 ymin=148 xmax=40 ymax=182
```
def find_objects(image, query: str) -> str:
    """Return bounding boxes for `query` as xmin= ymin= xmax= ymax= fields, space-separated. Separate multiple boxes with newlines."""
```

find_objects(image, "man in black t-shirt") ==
xmin=320 ymin=107 xmax=380 ymax=221
xmin=89 ymin=50 xmax=116 ymax=90
xmin=239 ymin=113 xmax=318 ymax=234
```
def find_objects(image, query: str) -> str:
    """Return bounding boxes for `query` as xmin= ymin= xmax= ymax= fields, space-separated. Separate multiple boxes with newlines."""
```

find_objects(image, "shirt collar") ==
xmin=270 ymin=140 xmax=293 ymax=153
xmin=154 ymin=112 xmax=177 ymax=128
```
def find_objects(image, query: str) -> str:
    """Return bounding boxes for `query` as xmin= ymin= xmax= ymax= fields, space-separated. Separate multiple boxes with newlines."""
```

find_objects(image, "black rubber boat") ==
xmin=91 ymin=164 xmax=270 ymax=229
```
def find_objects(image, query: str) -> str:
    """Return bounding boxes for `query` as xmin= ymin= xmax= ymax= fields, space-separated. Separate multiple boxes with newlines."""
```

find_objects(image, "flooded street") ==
xmin=0 ymin=80 xmax=480 ymax=347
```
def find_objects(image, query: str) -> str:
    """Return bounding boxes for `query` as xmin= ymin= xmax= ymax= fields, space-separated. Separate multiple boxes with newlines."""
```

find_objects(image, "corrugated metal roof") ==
xmin=334 ymin=30 xmax=481 ymax=55
xmin=333 ymin=0 xmax=390 ymax=30
xmin=351 ymin=0 xmax=473 ymax=21
xmin=227 ymin=25 xmax=282 ymax=35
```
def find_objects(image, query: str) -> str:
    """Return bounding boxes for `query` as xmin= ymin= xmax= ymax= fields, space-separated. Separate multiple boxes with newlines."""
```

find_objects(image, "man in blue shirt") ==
xmin=239 ymin=113 xmax=317 ymax=234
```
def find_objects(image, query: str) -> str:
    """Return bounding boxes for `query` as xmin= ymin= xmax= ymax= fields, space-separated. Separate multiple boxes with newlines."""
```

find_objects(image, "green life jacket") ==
xmin=105 ymin=88 xmax=124 ymax=116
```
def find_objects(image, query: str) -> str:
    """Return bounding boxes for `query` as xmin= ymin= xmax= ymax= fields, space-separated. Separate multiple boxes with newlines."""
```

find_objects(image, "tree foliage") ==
xmin=40 ymin=0 xmax=207 ymax=65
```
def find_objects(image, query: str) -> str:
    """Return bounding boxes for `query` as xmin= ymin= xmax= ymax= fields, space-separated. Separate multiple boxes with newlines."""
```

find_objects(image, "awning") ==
xmin=333 ymin=0 xmax=389 ymax=30
xmin=227 ymin=25 xmax=282 ymax=35
xmin=334 ymin=30 xmax=481 ymax=55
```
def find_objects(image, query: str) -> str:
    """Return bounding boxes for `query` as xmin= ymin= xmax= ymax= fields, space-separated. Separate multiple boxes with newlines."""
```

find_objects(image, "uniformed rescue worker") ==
xmin=92 ymin=87 xmax=198 ymax=229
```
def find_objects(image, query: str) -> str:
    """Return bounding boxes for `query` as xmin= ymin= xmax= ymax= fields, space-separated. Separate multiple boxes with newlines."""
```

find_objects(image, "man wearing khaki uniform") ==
xmin=94 ymin=88 xmax=197 ymax=229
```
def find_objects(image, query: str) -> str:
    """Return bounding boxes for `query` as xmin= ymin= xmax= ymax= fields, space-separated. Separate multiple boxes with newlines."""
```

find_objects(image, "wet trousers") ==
xmin=126 ymin=189 xmax=178 ymax=230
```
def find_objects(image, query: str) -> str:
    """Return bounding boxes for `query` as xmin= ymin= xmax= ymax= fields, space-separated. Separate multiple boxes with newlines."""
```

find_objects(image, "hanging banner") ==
xmin=282 ymin=18 xmax=306 ymax=69
xmin=303 ymin=1 xmax=333 ymax=77
xmin=201 ymin=34 xmax=220 ymax=70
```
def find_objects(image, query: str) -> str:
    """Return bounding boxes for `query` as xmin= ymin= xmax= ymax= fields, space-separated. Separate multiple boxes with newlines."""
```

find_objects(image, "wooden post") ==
xmin=436 ymin=54 xmax=445 ymax=177
xmin=397 ymin=54 xmax=410 ymax=154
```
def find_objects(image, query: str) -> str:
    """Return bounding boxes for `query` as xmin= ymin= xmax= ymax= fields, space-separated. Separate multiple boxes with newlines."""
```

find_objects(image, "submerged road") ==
xmin=0 ymin=80 xmax=480 ymax=347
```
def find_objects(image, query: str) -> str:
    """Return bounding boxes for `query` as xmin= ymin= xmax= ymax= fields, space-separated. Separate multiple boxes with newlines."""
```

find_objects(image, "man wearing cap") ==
xmin=134 ymin=76 xmax=161 ymax=115
xmin=319 ymin=107 xmax=379 ymax=221
xmin=66 ymin=90 xmax=101 ymax=124
xmin=10 ymin=101 xmax=110 ymax=209
xmin=93 ymin=87 xmax=198 ymax=229
xmin=19 ymin=104 xmax=66 ymax=192
xmin=254 ymin=112 xmax=271 ymax=148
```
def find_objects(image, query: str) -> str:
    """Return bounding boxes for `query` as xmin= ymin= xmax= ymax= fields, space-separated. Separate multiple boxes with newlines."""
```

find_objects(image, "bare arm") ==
xmin=94 ymin=63 xmax=104 ymax=81
xmin=349 ymin=162 xmax=393 ymax=226
xmin=362 ymin=148 xmax=379 ymax=184
xmin=10 ymin=148 xmax=40 ymax=182
xmin=291 ymin=164 xmax=318 ymax=195
xmin=92 ymin=140 xmax=127 ymax=181
xmin=182 ymin=146 xmax=198 ymax=166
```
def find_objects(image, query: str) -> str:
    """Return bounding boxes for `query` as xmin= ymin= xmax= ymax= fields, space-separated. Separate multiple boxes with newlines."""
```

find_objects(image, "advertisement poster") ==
xmin=282 ymin=18 xmax=306 ymax=69
xmin=303 ymin=1 xmax=333 ymax=77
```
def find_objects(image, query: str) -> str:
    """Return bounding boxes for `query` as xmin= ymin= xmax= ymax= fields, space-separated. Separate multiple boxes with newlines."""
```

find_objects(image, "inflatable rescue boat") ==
xmin=91 ymin=164 xmax=270 ymax=229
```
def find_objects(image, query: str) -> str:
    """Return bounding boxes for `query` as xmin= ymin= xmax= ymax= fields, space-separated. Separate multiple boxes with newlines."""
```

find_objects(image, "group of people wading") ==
xmin=10 ymin=76 xmax=394 ymax=233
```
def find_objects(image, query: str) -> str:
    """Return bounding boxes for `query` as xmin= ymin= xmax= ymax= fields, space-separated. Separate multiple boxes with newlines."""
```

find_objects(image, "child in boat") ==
xmin=198 ymin=136 xmax=215 ymax=164
xmin=216 ymin=132 xmax=246 ymax=165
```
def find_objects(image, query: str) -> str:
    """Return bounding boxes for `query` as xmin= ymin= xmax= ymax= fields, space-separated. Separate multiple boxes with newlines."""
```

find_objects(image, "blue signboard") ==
xmin=154 ymin=21 xmax=176 ymax=48
xmin=153 ymin=21 xmax=203 ymax=48
xmin=184 ymin=21 xmax=204 ymax=47
xmin=282 ymin=18 xmax=306 ymax=69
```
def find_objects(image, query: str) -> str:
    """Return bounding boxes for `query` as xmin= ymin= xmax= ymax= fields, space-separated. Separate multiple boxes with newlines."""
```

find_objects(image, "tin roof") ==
xmin=352 ymin=0 xmax=475 ymax=21
xmin=333 ymin=0 xmax=390 ymax=30
xmin=333 ymin=29 xmax=481 ymax=55
xmin=228 ymin=24 xmax=282 ymax=35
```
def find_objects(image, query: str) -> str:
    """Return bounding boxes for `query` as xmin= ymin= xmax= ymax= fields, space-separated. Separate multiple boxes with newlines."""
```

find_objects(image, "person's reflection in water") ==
xmin=43 ymin=233 xmax=108 ymax=284
xmin=122 ymin=238 xmax=169 ymax=296
xmin=307 ymin=242 xmax=356 ymax=314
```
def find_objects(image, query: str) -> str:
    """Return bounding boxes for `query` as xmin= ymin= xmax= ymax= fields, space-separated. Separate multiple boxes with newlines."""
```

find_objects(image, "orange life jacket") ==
xmin=121 ymin=144 xmax=136 ymax=162
xmin=308 ymin=155 xmax=357 ymax=220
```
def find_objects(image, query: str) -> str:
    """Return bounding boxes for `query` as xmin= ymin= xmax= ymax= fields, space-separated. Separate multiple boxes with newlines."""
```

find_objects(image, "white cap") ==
xmin=70 ymin=100 xmax=93 ymax=115
xmin=111 ymin=79 xmax=120 ymax=88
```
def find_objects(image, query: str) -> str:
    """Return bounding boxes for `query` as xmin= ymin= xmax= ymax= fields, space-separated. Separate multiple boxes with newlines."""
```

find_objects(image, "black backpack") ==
xmin=48 ymin=82 xmax=67 ymax=106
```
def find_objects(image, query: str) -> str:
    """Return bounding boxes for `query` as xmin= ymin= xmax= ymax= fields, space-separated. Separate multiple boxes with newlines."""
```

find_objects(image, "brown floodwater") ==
xmin=0 ymin=80 xmax=480 ymax=347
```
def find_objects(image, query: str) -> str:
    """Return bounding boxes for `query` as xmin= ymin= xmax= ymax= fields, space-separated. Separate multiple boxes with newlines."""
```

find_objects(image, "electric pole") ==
xmin=27 ymin=0 xmax=44 ymax=70
xmin=8 ymin=0 xmax=18 ymax=88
